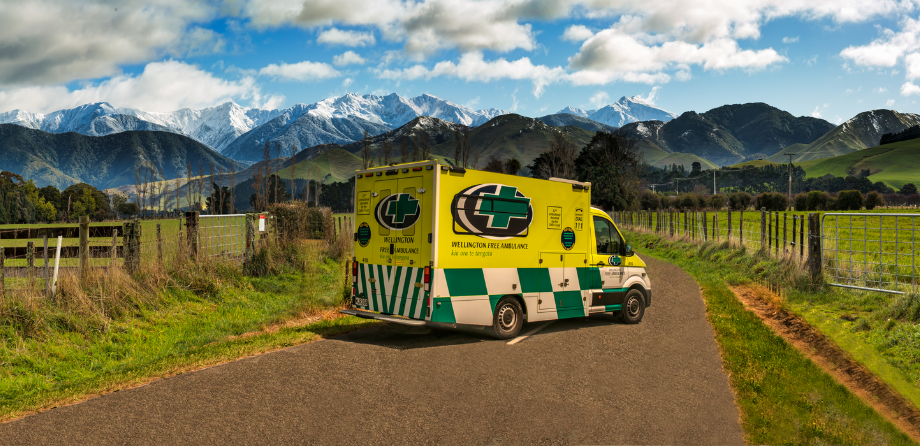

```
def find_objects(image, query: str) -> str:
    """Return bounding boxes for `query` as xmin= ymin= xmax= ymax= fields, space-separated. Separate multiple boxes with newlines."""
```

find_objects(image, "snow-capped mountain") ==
xmin=0 ymin=102 xmax=283 ymax=153
xmin=221 ymin=93 xmax=508 ymax=162
xmin=0 ymin=93 xmax=509 ymax=159
xmin=558 ymin=96 xmax=677 ymax=128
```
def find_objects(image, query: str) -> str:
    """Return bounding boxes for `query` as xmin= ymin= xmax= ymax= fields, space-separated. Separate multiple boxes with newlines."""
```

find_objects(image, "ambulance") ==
xmin=341 ymin=160 xmax=652 ymax=339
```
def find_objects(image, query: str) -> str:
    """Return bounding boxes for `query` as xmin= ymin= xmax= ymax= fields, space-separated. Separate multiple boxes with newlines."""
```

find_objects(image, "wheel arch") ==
xmin=500 ymin=294 xmax=527 ymax=320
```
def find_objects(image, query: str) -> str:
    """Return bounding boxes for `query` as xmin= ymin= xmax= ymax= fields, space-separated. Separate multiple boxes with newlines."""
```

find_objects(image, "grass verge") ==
xmin=625 ymin=229 xmax=919 ymax=445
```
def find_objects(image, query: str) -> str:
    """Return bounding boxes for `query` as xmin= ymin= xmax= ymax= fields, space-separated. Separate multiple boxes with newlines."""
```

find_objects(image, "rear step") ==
xmin=340 ymin=309 xmax=427 ymax=326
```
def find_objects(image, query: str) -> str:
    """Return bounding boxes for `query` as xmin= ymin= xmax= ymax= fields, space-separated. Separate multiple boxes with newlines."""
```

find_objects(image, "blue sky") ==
xmin=3 ymin=1 xmax=920 ymax=124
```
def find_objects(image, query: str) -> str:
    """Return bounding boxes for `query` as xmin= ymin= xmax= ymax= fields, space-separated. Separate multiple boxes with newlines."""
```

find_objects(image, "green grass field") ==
xmin=624 ymin=231 xmax=918 ymax=444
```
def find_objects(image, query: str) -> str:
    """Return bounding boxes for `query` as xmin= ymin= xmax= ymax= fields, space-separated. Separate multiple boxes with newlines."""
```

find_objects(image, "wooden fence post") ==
xmin=808 ymin=213 xmax=822 ymax=281
xmin=157 ymin=223 xmax=163 ymax=268
xmin=727 ymin=211 xmax=732 ymax=245
xmin=760 ymin=208 xmax=766 ymax=249
xmin=26 ymin=241 xmax=34 ymax=289
xmin=714 ymin=214 xmax=718 ymax=241
xmin=739 ymin=210 xmax=744 ymax=247
xmin=791 ymin=216 xmax=797 ymax=259
xmin=0 ymin=246 xmax=4 ymax=298
xmin=44 ymin=235 xmax=50 ymax=297
xmin=783 ymin=213 xmax=787 ymax=257
xmin=79 ymin=215 xmax=89 ymax=276
xmin=244 ymin=213 xmax=256 ymax=265
xmin=123 ymin=221 xmax=137 ymax=274
xmin=186 ymin=211 xmax=199 ymax=259
xmin=800 ymin=215 xmax=806 ymax=259
xmin=702 ymin=210 xmax=708 ymax=241
xmin=111 ymin=229 xmax=118 ymax=268
xmin=768 ymin=212 xmax=773 ymax=252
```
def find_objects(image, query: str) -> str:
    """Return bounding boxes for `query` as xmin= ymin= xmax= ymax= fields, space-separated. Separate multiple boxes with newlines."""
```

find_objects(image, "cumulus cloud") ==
xmin=641 ymin=85 xmax=662 ymax=104
xmin=886 ymin=98 xmax=896 ymax=106
xmin=0 ymin=0 xmax=216 ymax=87
xmin=840 ymin=17 xmax=920 ymax=67
xmin=782 ymin=36 xmax=799 ymax=43
xmin=588 ymin=91 xmax=610 ymax=109
xmin=259 ymin=61 xmax=340 ymax=81
xmin=0 ymin=60 xmax=273 ymax=113
xmin=333 ymin=51 xmax=367 ymax=66
xmin=317 ymin=28 xmax=376 ymax=47
xmin=875 ymin=87 xmax=888 ymax=93
xmin=377 ymin=52 xmax=567 ymax=97
xmin=567 ymin=31 xmax=786 ymax=85
xmin=811 ymin=104 xmax=829 ymax=118
xmin=901 ymin=82 xmax=920 ymax=96
xmin=562 ymin=25 xmax=594 ymax=42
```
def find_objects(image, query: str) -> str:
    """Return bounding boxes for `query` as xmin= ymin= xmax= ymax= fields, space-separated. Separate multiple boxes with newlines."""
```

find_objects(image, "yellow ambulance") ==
xmin=341 ymin=160 xmax=652 ymax=339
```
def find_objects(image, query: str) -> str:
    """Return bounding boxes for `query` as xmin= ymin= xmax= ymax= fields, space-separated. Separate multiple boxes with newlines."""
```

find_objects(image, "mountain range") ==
xmin=558 ymin=96 xmax=678 ymax=127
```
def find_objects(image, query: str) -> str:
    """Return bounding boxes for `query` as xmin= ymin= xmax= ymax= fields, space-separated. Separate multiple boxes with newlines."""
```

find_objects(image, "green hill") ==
xmin=0 ymin=124 xmax=235 ymax=189
xmin=768 ymin=109 xmax=920 ymax=162
xmin=429 ymin=114 xmax=596 ymax=168
xmin=795 ymin=139 xmax=920 ymax=190
xmin=652 ymin=153 xmax=718 ymax=171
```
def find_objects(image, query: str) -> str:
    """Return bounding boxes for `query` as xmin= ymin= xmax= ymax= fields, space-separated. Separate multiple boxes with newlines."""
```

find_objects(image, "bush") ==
xmin=807 ymin=190 xmax=831 ymax=211
xmin=678 ymin=193 xmax=701 ymax=209
xmin=865 ymin=191 xmax=885 ymax=210
xmin=639 ymin=190 xmax=661 ymax=210
xmin=836 ymin=190 xmax=864 ymax=210
xmin=754 ymin=192 xmax=788 ymax=212
xmin=793 ymin=193 xmax=808 ymax=211
xmin=728 ymin=191 xmax=752 ymax=210
xmin=708 ymin=194 xmax=727 ymax=210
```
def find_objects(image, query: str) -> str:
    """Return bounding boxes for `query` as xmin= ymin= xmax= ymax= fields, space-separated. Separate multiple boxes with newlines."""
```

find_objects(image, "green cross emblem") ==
xmin=476 ymin=186 xmax=530 ymax=229
xmin=385 ymin=194 xmax=419 ymax=224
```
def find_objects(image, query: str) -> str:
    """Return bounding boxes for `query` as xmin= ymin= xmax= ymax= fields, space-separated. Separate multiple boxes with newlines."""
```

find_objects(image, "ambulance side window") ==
xmin=593 ymin=217 xmax=621 ymax=255
xmin=378 ymin=189 xmax=390 ymax=236
xmin=401 ymin=187 xmax=416 ymax=236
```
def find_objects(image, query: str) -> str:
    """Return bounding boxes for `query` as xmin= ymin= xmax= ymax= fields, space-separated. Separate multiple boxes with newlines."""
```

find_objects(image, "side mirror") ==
xmin=625 ymin=245 xmax=634 ymax=257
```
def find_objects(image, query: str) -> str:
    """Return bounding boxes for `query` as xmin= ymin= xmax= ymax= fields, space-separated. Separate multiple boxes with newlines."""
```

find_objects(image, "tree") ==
xmin=639 ymin=190 xmax=661 ymax=210
xmin=382 ymin=137 xmax=393 ymax=166
xmin=533 ymin=131 xmax=578 ymax=180
xmin=206 ymin=182 xmax=233 ymax=214
xmin=865 ymin=191 xmax=886 ymax=210
xmin=400 ymin=136 xmax=411 ymax=163
xmin=708 ymin=194 xmax=726 ymax=210
xmin=23 ymin=180 xmax=56 ymax=222
xmin=727 ymin=191 xmax=752 ymax=210
xmin=483 ymin=156 xmax=504 ymax=173
xmin=503 ymin=157 xmax=521 ymax=175
xmin=836 ymin=190 xmax=864 ymax=210
xmin=900 ymin=183 xmax=918 ymax=195
xmin=575 ymin=131 xmax=643 ymax=211
xmin=39 ymin=185 xmax=62 ymax=214
xmin=691 ymin=161 xmax=702 ymax=174
xmin=361 ymin=129 xmax=373 ymax=169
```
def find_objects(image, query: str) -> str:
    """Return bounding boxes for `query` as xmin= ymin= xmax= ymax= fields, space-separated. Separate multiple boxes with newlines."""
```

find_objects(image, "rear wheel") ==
xmin=619 ymin=289 xmax=645 ymax=324
xmin=491 ymin=297 xmax=523 ymax=339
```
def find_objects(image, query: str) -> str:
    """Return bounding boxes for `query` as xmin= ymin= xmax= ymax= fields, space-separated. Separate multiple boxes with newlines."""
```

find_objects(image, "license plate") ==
xmin=354 ymin=297 xmax=369 ymax=307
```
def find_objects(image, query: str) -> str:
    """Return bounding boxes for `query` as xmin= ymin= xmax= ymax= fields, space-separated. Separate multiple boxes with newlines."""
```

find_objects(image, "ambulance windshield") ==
xmin=593 ymin=216 xmax=622 ymax=255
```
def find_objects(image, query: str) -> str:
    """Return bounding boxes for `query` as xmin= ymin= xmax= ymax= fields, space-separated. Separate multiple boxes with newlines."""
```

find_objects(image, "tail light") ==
xmin=352 ymin=260 xmax=358 ymax=283
xmin=423 ymin=266 xmax=430 ymax=291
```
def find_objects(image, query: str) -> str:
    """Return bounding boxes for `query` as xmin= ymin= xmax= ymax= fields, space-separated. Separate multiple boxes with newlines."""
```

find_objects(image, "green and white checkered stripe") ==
xmin=430 ymin=267 xmax=631 ymax=325
xmin=354 ymin=264 xmax=428 ymax=319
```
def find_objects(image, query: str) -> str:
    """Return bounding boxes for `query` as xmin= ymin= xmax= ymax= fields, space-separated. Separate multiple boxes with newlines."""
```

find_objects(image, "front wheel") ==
xmin=619 ymin=289 xmax=645 ymax=324
xmin=491 ymin=297 xmax=523 ymax=339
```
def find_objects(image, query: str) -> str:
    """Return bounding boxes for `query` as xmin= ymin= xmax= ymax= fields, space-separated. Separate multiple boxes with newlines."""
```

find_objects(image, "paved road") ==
xmin=2 ymin=256 xmax=743 ymax=445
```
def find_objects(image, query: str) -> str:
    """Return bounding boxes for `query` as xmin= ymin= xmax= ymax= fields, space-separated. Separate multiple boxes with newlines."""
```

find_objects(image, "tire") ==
xmin=619 ymin=289 xmax=646 ymax=324
xmin=491 ymin=296 xmax=524 ymax=339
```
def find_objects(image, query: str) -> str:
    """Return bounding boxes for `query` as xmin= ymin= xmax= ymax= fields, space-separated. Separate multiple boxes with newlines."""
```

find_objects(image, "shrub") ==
xmin=728 ymin=191 xmax=753 ymax=210
xmin=836 ymin=190 xmax=864 ymax=211
xmin=639 ymin=190 xmax=661 ymax=210
xmin=678 ymin=193 xmax=701 ymax=209
xmin=865 ymin=191 xmax=885 ymax=210
xmin=754 ymin=192 xmax=788 ymax=212
xmin=793 ymin=193 xmax=808 ymax=211
xmin=708 ymin=194 xmax=727 ymax=210
xmin=807 ymin=190 xmax=830 ymax=211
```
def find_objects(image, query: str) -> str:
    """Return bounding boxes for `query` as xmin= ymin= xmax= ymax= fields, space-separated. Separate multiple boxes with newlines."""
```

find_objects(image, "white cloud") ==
xmin=886 ymin=98 xmax=896 ymax=106
xmin=465 ymin=96 xmax=481 ymax=109
xmin=901 ymin=82 xmax=920 ymax=96
xmin=840 ymin=17 xmax=920 ymax=67
xmin=259 ymin=61 xmax=340 ymax=81
xmin=562 ymin=25 xmax=594 ymax=43
xmin=845 ymin=88 xmax=854 ymax=94
xmin=905 ymin=53 xmax=920 ymax=80
xmin=0 ymin=60 xmax=272 ymax=113
xmin=782 ymin=36 xmax=799 ymax=43
xmin=642 ymin=86 xmax=662 ymax=104
xmin=875 ymin=87 xmax=888 ymax=93
xmin=567 ymin=32 xmax=786 ymax=85
xmin=342 ymin=78 xmax=353 ymax=88
xmin=377 ymin=52 xmax=567 ymax=97
xmin=317 ymin=28 xmax=376 ymax=47
xmin=333 ymin=51 xmax=367 ymax=66
xmin=806 ymin=55 xmax=818 ymax=66
xmin=510 ymin=88 xmax=520 ymax=112
xmin=0 ymin=0 xmax=217 ymax=87
xmin=588 ymin=91 xmax=610 ymax=109
xmin=811 ymin=104 xmax=828 ymax=118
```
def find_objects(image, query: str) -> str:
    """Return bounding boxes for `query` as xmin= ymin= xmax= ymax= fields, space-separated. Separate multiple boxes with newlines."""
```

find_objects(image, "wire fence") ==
xmin=615 ymin=208 xmax=920 ymax=295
